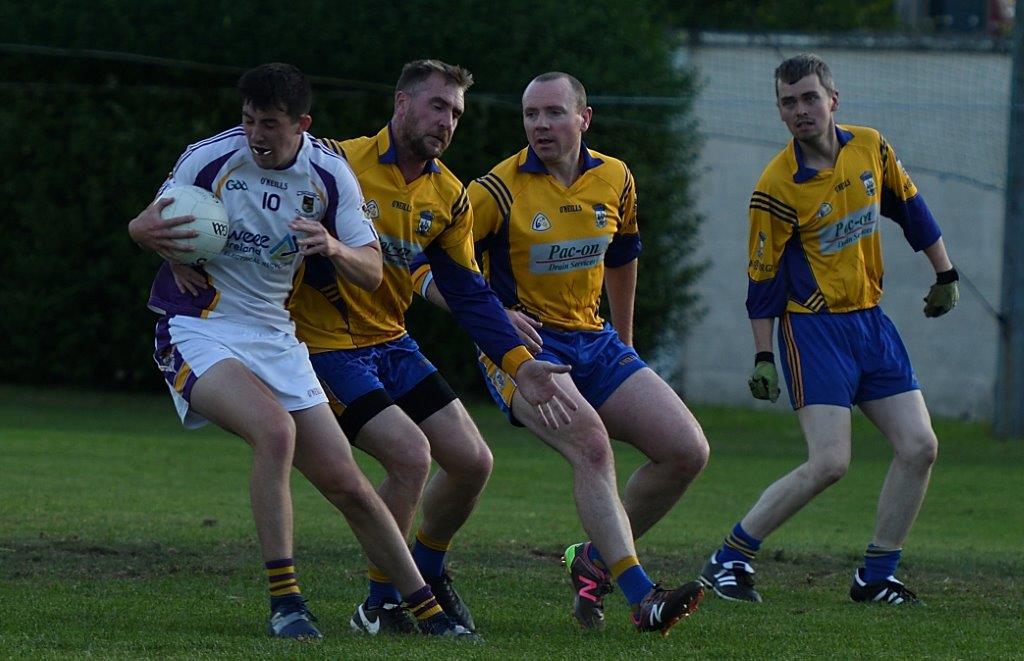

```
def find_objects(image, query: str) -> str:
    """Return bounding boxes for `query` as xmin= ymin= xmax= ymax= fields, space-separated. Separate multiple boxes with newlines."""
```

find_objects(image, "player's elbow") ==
xmin=353 ymin=260 xmax=383 ymax=292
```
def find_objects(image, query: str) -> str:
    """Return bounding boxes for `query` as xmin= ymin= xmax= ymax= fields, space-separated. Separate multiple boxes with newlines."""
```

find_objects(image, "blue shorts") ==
xmin=308 ymin=335 xmax=456 ymax=439
xmin=777 ymin=307 xmax=919 ymax=410
xmin=479 ymin=322 xmax=647 ymax=424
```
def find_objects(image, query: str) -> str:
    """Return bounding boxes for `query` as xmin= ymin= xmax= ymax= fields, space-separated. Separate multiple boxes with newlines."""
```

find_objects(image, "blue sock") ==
xmin=367 ymin=579 xmax=402 ymax=608
xmin=615 ymin=563 xmax=656 ymax=606
xmin=411 ymin=534 xmax=449 ymax=579
xmin=718 ymin=522 xmax=762 ymax=564
xmin=862 ymin=544 xmax=902 ymax=583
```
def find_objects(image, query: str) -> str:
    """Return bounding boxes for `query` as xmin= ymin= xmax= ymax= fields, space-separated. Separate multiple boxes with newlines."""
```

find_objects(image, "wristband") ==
xmin=754 ymin=351 xmax=775 ymax=365
xmin=936 ymin=268 xmax=959 ymax=285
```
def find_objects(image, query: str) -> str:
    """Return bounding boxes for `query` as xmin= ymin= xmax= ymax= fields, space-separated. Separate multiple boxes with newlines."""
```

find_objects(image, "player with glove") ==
xmin=698 ymin=53 xmax=958 ymax=606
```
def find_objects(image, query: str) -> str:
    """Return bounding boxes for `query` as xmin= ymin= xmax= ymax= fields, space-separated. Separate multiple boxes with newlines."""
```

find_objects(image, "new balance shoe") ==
xmin=699 ymin=551 xmax=762 ymax=602
xmin=849 ymin=568 xmax=921 ymax=605
xmin=562 ymin=542 xmax=614 ymax=630
xmin=631 ymin=581 xmax=704 ymax=636
xmin=349 ymin=600 xmax=420 ymax=635
xmin=267 ymin=599 xmax=322 ymax=641
xmin=426 ymin=569 xmax=475 ymax=631
xmin=419 ymin=612 xmax=484 ymax=642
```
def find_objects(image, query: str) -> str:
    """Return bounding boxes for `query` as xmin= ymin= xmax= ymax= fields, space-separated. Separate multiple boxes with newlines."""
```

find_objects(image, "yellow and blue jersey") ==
xmin=289 ymin=125 xmax=532 ymax=376
xmin=449 ymin=144 xmax=640 ymax=332
xmin=746 ymin=124 xmax=941 ymax=318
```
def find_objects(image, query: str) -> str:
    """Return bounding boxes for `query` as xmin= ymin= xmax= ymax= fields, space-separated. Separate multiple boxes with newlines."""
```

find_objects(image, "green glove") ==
xmin=748 ymin=358 xmax=780 ymax=403
xmin=923 ymin=268 xmax=959 ymax=318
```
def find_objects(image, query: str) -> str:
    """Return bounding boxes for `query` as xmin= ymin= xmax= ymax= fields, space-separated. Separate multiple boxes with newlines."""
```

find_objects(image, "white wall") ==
xmin=674 ymin=42 xmax=1008 ymax=420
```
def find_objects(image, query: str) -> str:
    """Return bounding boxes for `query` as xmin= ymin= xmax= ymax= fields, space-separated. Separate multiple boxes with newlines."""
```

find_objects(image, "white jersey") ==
xmin=146 ymin=127 xmax=378 ymax=332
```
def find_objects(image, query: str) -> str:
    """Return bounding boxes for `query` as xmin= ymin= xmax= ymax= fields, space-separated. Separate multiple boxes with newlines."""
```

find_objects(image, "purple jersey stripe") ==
xmin=153 ymin=316 xmax=198 ymax=401
xmin=147 ymin=263 xmax=219 ymax=318
xmin=310 ymin=161 xmax=341 ymax=239
xmin=172 ymin=126 xmax=245 ymax=174
xmin=192 ymin=150 xmax=238 ymax=192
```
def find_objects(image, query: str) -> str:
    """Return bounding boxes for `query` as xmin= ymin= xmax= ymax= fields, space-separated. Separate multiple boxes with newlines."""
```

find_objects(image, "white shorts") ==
xmin=153 ymin=315 xmax=326 ymax=429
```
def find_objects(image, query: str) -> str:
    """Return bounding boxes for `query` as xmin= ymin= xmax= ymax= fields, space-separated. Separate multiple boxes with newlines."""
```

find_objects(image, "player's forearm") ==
xmin=750 ymin=317 xmax=775 ymax=354
xmin=605 ymin=261 xmax=637 ymax=346
xmin=329 ymin=242 xmax=383 ymax=292
xmin=922 ymin=237 xmax=954 ymax=274
xmin=422 ymin=280 xmax=451 ymax=311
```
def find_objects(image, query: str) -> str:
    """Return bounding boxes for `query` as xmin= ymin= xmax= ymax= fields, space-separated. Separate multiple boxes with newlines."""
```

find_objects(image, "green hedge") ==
xmin=0 ymin=0 xmax=702 ymax=394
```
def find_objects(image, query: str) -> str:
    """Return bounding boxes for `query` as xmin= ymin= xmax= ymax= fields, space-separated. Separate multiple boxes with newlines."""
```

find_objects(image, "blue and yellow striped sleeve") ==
xmin=878 ymin=135 xmax=941 ymax=251
xmin=746 ymin=186 xmax=797 ymax=319
xmin=469 ymin=173 xmax=510 ymax=248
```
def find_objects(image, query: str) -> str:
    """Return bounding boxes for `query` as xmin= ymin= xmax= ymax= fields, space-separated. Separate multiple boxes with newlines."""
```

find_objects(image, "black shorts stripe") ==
xmin=395 ymin=371 xmax=458 ymax=424
xmin=339 ymin=388 xmax=394 ymax=442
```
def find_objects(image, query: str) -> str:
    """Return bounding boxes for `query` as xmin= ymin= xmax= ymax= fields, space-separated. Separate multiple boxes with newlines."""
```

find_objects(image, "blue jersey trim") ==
xmin=379 ymin=123 xmax=441 ymax=174
xmin=605 ymin=233 xmax=641 ymax=267
xmin=882 ymin=191 xmax=941 ymax=252
xmin=792 ymin=126 xmax=855 ymax=183
xmin=518 ymin=142 xmax=604 ymax=174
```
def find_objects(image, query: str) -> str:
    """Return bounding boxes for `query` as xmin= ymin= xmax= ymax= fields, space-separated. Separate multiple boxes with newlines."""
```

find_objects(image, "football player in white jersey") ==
xmin=128 ymin=62 xmax=478 ymax=641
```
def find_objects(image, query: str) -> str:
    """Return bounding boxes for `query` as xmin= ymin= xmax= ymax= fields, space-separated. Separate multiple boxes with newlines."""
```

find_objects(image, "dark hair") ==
xmin=396 ymin=59 xmax=474 ymax=93
xmin=237 ymin=62 xmax=311 ymax=120
xmin=774 ymin=53 xmax=835 ymax=97
xmin=528 ymin=72 xmax=587 ymax=112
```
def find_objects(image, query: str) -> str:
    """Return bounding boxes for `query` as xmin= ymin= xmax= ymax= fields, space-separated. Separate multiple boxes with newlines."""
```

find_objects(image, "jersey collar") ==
xmin=518 ymin=142 xmax=604 ymax=174
xmin=377 ymin=123 xmax=441 ymax=174
xmin=272 ymin=133 xmax=308 ymax=171
xmin=791 ymin=125 xmax=854 ymax=183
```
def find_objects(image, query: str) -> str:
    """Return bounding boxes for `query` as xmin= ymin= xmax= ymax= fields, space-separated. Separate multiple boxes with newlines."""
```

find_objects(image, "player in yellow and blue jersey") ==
xmin=417 ymin=72 xmax=708 ymax=635
xmin=130 ymin=63 xmax=478 ymax=642
xmin=287 ymin=60 xmax=574 ymax=636
xmin=698 ymin=53 xmax=959 ymax=606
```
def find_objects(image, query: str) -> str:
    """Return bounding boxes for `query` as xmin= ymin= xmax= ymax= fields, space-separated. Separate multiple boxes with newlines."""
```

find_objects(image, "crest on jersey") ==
xmin=532 ymin=212 xmax=551 ymax=231
xmin=364 ymin=199 xmax=380 ymax=220
xmin=756 ymin=230 xmax=767 ymax=258
xmin=860 ymin=171 xmax=876 ymax=196
xmin=818 ymin=202 xmax=833 ymax=218
xmin=295 ymin=190 xmax=323 ymax=219
xmin=416 ymin=210 xmax=434 ymax=236
xmin=594 ymin=204 xmax=607 ymax=228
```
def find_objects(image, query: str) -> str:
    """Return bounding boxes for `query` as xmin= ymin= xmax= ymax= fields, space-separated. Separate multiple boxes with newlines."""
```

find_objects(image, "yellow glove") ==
xmin=923 ymin=268 xmax=959 ymax=318
xmin=748 ymin=353 xmax=780 ymax=403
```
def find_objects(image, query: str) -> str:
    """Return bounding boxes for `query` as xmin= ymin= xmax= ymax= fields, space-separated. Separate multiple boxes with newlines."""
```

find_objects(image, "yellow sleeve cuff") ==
xmin=410 ymin=264 xmax=433 ymax=298
xmin=500 ymin=346 xmax=533 ymax=378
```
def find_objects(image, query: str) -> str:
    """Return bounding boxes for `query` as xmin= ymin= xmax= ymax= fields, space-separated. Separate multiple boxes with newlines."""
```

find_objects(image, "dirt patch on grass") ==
xmin=0 ymin=534 xmax=255 ymax=580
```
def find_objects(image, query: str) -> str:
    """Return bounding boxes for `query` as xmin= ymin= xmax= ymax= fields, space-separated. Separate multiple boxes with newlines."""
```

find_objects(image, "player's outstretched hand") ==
xmin=168 ymin=262 xmax=208 ymax=296
xmin=128 ymin=196 xmax=198 ymax=261
xmin=923 ymin=281 xmax=959 ymax=317
xmin=515 ymin=359 xmax=578 ymax=428
xmin=748 ymin=361 xmax=780 ymax=403
xmin=506 ymin=309 xmax=543 ymax=354
xmin=290 ymin=217 xmax=339 ymax=257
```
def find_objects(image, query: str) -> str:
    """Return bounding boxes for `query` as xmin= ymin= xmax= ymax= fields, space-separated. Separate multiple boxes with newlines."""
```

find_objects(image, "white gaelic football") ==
xmin=159 ymin=185 xmax=230 ymax=265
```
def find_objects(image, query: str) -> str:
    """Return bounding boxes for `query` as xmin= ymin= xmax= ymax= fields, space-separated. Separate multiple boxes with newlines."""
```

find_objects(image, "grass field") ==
xmin=1 ymin=384 xmax=1021 ymax=659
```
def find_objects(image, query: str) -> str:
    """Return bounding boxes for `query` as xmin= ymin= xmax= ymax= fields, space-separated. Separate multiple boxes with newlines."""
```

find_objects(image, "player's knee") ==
xmin=248 ymin=414 xmax=297 ymax=463
xmin=809 ymin=456 xmax=848 ymax=488
xmin=386 ymin=439 xmax=432 ymax=492
xmin=671 ymin=424 xmax=710 ymax=478
xmin=470 ymin=443 xmax=494 ymax=485
xmin=900 ymin=430 xmax=938 ymax=468
xmin=319 ymin=468 xmax=378 ymax=511
xmin=574 ymin=431 xmax=614 ymax=473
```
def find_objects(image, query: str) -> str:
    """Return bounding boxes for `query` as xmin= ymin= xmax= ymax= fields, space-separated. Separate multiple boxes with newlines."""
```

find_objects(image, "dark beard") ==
xmin=409 ymin=133 xmax=444 ymax=161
